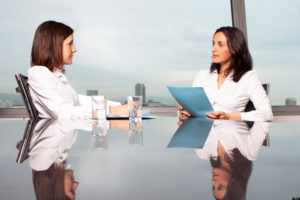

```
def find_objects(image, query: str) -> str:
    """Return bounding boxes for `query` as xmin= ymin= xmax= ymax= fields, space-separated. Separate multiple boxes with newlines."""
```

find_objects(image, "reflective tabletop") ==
xmin=1 ymin=117 xmax=300 ymax=200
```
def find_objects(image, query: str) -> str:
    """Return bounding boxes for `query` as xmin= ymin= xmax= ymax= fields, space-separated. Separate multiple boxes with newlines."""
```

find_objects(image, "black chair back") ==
xmin=15 ymin=74 xmax=39 ymax=119
xmin=16 ymin=119 xmax=38 ymax=163
xmin=245 ymin=83 xmax=270 ymax=112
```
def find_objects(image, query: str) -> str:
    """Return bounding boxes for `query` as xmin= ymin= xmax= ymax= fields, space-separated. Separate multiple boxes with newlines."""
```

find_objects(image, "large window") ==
xmin=0 ymin=0 xmax=231 ymax=107
xmin=245 ymin=0 xmax=300 ymax=106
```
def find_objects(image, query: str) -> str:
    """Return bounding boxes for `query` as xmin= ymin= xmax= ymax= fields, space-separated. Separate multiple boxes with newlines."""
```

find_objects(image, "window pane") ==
xmin=0 ymin=0 xmax=231 ymax=106
xmin=246 ymin=0 xmax=300 ymax=106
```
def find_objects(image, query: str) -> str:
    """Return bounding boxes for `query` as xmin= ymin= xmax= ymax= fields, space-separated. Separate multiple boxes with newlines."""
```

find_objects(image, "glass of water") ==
xmin=128 ymin=121 xmax=143 ymax=146
xmin=91 ymin=96 xmax=107 ymax=120
xmin=127 ymin=96 xmax=143 ymax=122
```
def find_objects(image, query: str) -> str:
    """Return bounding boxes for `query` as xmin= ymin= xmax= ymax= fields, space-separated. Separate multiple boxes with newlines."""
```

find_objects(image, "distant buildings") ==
xmin=87 ymin=90 xmax=99 ymax=96
xmin=135 ymin=83 xmax=146 ymax=106
xmin=285 ymin=98 xmax=297 ymax=106
xmin=147 ymin=99 xmax=161 ymax=107
xmin=0 ymin=99 xmax=13 ymax=108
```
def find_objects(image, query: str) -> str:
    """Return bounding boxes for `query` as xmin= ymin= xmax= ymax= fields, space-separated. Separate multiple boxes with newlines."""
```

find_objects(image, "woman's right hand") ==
xmin=177 ymin=104 xmax=191 ymax=121
xmin=110 ymin=104 xmax=129 ymax=117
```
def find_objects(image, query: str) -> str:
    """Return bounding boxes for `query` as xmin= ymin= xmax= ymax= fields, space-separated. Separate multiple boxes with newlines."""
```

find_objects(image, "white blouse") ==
xmin=29 ymin=119 xmax=78 ymax=171
xmin=28 ymin=66 xmax=120 ymax=119
xmin=192 ymin=69 xmax=273 ymax=121
xmin=195 ymin=120 xmax=270 ymax=161
xmin=28 ymin=119 xmax=97 ymax=171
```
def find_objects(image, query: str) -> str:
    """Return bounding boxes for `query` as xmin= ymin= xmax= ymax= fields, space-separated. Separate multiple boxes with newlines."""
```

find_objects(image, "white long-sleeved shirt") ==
xmin=28 ymin=119 xmax=78 ymax=171
xmin=28 ymin=66 xmax=120 ymax=119
xmin=28 ymin=118 xmax=99 ymax=171
xmin=192 ymin=69 xmax=273 ymax=121
xmin=195 ymin=120 xmax=270 ymax=161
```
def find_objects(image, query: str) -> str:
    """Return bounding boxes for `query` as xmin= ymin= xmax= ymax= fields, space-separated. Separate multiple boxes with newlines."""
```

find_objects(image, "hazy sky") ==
xmin=0 ymin=0 xmax=299 ymax=105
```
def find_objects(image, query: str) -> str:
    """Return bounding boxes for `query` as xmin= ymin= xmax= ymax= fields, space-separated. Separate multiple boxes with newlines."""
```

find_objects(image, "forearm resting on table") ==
xmin=206 ymin=111 xmax=242 ymax=121
xmin=227 ymin=113 xmax=242 ymax=121
xmin=109 ymin=104 xmax=129 ymax=117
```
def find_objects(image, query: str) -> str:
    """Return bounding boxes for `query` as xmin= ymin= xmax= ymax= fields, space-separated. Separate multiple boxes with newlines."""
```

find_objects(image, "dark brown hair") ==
xmin=210 ymin=26 xmax=253 ymax=82
xmin=31 ymin=20 xmax=73 ymax=72
xmin=32 ymin=163 xmax=71 ymax=200
xmin=211 ymin=148 xmax=253 ymax=200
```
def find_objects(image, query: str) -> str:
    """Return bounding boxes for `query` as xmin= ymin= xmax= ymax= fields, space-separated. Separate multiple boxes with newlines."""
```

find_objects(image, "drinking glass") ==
xmin=127 ymin=96 xmax=143 ymax=122
xmin=91 ymin=96 xmax=107 ymax=120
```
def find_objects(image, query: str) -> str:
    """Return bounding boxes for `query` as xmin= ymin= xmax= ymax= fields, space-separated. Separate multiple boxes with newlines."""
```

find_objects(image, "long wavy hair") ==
xmin=210 ymin=26 xmax=253 ymax=82
xmin=210 ymin=148 xmax=253 ymax=200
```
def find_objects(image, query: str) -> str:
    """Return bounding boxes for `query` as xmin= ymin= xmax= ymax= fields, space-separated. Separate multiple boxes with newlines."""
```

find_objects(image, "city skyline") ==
xmin=135 ymin=83 xmax=146 ymax=105
xmin=0 ymin=0 xmax=299 ymax=105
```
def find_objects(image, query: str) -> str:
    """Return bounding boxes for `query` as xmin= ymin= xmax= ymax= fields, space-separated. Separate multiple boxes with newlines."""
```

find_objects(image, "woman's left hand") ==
xmin=206 ymin=111 xmax=242 ymax=121
xmin=206 ymin=111 xmax=229 ymax=120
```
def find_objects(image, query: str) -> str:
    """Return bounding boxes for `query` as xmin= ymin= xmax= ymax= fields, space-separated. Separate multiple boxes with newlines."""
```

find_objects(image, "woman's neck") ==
xmin=219 ymin=61 xmax=230 ymax=76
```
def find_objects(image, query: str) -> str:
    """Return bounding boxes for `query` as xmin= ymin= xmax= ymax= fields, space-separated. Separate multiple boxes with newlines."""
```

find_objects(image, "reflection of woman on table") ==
xmin=29 ymin=119 xmax=82 ymax=200
xmin=28 ymin=21 xmax=128 ymax=119
xmin=179 ymin=27 xmax=273 ymax=122
xmin=194 ymin=120 xmax=270 ymax=200
xmin=29 ymin=117 xmax=139 ymax=200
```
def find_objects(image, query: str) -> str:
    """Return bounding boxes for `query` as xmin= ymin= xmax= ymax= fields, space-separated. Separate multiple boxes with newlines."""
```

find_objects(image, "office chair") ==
xmin=245 ymin=83 xmax=270 ymax=112
xmin=16 ymin=119 xmax=38 ymax=163
xmin=15 ymin=74 xmax=39 ymax=119
xmin=16 ymin=118 xmax=54 ymax=164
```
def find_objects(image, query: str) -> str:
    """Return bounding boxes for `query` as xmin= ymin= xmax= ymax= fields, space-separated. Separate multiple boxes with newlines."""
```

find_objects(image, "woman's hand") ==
xmin=110 ymin=104 xmax=129 ymax=117
xmin=206 ymin=111 xmax=241 ymax=121
xmin=177 ymin=104 xmax=191 ymax=121
xmin=110 ymin=120 xmax=129 ymax=130
xmin=206 ymin=111 xmax=229 ymax=120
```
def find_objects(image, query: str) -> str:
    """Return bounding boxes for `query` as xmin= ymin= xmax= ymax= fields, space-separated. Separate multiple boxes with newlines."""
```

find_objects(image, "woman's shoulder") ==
xmin=194 ymin=69 xmax=212 ymax=79
xmin=196 ymin=69 xmax=211 ymax=75
xmin=192 ymin=69 xmax=213 ymax=86
xmin=28 ymin=66 xmax=56 ymax=86
xmin=241 ymin=70 xmax=260 ymax=80
xmin=242 ymin=69 xmax=262 ymax=76
xmin=28 ymin=66 xmax=52 ymax=77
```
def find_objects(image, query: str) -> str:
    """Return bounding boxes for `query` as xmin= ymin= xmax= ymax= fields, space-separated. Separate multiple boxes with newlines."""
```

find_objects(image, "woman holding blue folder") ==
xmin=179 ymin=27 xmax=273 ymax=122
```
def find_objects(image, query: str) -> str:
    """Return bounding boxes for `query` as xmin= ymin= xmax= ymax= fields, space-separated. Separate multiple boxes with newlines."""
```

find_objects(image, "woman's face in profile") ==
xmin=63 ymin=34 xmax=77 ymax=65
xmin=64 ymin=169 xmax=79 ymax=200
xmin=212 ymin=168 xmax=230 ymax=199
xmin=212 ymin=32 xmax=231 ymax=65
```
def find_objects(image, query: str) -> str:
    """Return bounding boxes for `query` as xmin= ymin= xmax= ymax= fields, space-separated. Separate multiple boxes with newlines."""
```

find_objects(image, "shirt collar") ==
xmin=53 ymin=69 xmax=68 ymax=83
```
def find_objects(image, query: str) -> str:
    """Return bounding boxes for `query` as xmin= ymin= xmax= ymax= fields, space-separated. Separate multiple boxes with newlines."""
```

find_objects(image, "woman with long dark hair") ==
xmin=28 ymin=21 xmax=127 ymax=119
xmin=179 ymin=26 xmax=273 ymax=121
xmin=210 ymin=147 xmax=252 ymax=200
xmin=194 ymin=120 xmax=270 ymax=200
xmin=32 ymin=163 xmax=78 ymax=200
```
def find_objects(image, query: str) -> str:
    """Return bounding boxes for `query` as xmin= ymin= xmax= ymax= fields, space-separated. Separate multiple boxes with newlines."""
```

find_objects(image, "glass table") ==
xmin=1 ymin=117 xmax=300 ymax=200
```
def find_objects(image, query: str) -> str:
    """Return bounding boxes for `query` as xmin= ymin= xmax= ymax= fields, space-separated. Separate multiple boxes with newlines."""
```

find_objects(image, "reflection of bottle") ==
xmin=91 ymin=120 xmax=108 ymax=150
xmin=90 ymin=133 xmax=108 ymax=150
xmin=128 ymin=121 xmax=143 ymax=146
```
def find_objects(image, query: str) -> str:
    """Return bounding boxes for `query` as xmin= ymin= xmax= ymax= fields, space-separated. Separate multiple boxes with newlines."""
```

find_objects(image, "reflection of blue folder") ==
xmin=167 ymin=86 xmax=213 ymax=118
xmin=167 ymin=118 xmax=213 ymax=148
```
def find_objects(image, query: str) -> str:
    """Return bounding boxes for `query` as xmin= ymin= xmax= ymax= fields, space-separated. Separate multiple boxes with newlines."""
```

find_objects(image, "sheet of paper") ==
xmin=167 ymin=86 xmax=213 ymax=118
xmin=167 ymin=118 xmax=213 ymax=148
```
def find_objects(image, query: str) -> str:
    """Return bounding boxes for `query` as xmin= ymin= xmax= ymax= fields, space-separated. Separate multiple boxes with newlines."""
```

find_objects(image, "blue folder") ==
xmin=167 ymin=118 xmax=213 ymax=148
xmin=167 ymin=86 xmax=213 ymax=118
